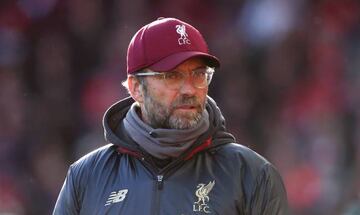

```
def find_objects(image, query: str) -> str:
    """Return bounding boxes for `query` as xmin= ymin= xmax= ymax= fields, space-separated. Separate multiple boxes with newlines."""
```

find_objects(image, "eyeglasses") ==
xmin=133 ymin=67 xmax=215 ymax=90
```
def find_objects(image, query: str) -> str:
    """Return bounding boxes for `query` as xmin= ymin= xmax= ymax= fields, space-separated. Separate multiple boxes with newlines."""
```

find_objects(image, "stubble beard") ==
xmin=141 ymin=91 xmax=205 ymax=129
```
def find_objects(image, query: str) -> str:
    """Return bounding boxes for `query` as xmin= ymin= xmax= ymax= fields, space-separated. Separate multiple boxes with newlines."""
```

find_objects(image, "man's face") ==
xmin=138 ymin=58 xmax=209 ymax=129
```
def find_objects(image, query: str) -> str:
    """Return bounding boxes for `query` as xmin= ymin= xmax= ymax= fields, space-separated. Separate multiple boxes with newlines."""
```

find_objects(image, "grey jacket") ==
xmin=53 ymin=97 xmax=289 ymax=215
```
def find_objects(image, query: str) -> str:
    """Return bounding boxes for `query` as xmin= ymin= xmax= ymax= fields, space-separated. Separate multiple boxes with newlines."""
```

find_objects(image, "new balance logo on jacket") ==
xmin=104 ymin=189 xmax=128 ymax=206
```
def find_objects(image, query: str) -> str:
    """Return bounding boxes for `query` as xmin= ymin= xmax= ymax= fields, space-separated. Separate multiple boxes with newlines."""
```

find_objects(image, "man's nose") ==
xmin=179 ymin=76 xmax=197 ymax=95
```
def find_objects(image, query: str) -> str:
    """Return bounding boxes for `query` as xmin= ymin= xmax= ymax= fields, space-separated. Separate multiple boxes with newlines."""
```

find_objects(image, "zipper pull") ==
xmin=157 ymin=175 xmax=164 ymax=190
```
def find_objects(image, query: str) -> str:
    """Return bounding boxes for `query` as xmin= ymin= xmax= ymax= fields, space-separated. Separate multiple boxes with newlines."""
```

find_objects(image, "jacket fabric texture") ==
xmin=53 ymin=96 xmax=289 ymax=215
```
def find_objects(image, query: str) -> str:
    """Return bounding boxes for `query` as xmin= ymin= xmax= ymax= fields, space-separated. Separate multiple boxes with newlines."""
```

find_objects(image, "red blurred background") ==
xmin=1 ymin=0 xmax=360 ymax=214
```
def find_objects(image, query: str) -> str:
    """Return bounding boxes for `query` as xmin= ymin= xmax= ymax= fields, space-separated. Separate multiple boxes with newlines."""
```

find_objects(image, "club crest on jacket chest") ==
xmin=193 ymin=180 xmax=215 ymax=214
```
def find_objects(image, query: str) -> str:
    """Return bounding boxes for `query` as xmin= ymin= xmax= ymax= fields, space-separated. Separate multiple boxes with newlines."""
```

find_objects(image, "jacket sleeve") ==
xmin=249 ymin=163 xmax=290 ymax=215
xmin=52 ymin=165 xmax=81 ymax=215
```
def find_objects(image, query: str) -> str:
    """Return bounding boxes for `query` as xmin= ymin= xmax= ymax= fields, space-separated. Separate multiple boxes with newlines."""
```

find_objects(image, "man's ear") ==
xmin=128 ymin=76 xmax=144 ymax=104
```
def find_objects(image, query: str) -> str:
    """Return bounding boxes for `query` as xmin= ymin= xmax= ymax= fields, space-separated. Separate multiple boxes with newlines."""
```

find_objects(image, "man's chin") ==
xmin=169 ymin=112 xmax=202 ymax=129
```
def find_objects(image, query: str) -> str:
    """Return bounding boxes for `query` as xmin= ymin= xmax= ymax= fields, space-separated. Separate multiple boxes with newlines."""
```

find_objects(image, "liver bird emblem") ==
xmin=176 ymin=24 xmax=191 ymax=45
xmin=195 ymin=180 xmax=215 ymax=205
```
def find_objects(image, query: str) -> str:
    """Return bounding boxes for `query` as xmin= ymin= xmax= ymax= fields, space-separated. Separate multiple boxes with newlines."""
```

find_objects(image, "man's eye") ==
xmin=165 ymin=72 xmax=182 ymax=80
xmin=193 ymin=69 xmax=206 ymax=78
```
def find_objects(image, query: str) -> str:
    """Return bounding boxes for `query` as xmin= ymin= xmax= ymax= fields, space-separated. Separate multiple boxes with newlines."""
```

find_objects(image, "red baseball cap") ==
xmin=127 ymin=17 xmax=220 ymax=74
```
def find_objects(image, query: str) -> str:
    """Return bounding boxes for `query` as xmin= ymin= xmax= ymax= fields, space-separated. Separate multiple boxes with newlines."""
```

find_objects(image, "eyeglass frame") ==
xmin=131 ymin=66 xmax=215 ymax=89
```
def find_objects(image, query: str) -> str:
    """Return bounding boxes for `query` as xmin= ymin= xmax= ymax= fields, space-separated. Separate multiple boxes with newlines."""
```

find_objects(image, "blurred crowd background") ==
xmin=0 ymin=0 xmax=360 ymax=214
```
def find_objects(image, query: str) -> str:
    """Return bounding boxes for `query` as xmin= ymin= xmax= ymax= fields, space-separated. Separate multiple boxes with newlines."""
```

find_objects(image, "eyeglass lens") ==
xmin=163 ymin=68 xmax=212 ymax=89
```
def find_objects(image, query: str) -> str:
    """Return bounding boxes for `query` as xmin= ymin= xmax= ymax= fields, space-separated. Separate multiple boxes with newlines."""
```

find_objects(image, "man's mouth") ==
xmin=176 ymin=105 xmax=196 ymax=109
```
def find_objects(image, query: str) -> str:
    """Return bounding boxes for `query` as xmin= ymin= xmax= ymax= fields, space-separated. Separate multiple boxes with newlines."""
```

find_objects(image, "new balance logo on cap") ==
xmin=104 ymin=189 xmax=128 ymax=206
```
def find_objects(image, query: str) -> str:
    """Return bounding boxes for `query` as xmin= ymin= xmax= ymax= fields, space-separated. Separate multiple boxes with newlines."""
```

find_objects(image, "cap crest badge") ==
xmin=176 ymin=24 xmax=191 ymax=45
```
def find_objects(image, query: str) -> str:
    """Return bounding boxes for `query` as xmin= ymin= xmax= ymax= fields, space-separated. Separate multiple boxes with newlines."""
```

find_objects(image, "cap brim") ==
xmin=148 ymin=51 xmax=220 ymax=72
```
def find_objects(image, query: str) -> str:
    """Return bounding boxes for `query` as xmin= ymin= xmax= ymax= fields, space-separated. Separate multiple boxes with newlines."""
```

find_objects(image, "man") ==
xmin=53 ymin=17 xmax=289 ymax=215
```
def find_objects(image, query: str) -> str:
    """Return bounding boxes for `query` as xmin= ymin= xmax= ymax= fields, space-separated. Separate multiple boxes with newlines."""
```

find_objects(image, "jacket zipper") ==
xmin=152 ymin=174 xmax=163 ymax=215
xmin=139 ymin=140 xmax=208 ymax=215
xmin=157 ymin=175 xmax=164 ymax=190
xmin=139 ymin=156 xmax=165 ymax=215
